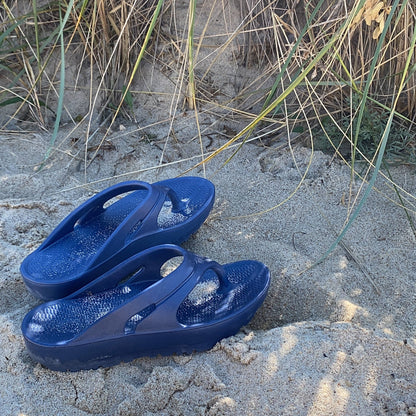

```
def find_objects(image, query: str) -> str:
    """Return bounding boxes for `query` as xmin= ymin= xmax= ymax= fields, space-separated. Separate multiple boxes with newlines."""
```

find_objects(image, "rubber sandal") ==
xmin=20 ymin=177 xmax=215 ymax=300
xmin=21 ymin=244 xmax=270 ymax=371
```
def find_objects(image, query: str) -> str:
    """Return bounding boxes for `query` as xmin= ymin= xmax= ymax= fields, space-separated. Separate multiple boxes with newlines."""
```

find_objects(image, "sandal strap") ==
xmin=40 ymin=181 xmax=153 ymax=249
xmin=71 ymin=245 xmax=228 ymax=344
xmin=38 ymin=181 xmax=184 ymax=271
xmin=88 ymin=183 xmax=167 ymax=269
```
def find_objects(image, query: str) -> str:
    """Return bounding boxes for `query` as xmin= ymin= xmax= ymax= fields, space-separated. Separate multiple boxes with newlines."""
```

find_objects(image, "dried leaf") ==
xmin=375 ymin=12 xmax=384 ymax=23
xmin=352 ymin=8 xmax=364 ymax=25
xmin=364 ymin=1 xmax=384 ymax=26
xmin=373 ymin=16 xmax=385 ymax=39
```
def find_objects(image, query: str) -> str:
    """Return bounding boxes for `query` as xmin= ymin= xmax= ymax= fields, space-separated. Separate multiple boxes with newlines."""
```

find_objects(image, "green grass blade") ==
xmin=32 ymin=0 xmax=41 ymax=73
xmin=185 ymin=0 xmax=367 ymax=171
xmin=351 ymin=0 xmax=407 ymax=172
xmin=94 ymin=0 xmax=165 ymax=147
xmin=39 ymin=0 xmax=75 ymax=167
xmin=118 ymin=0 xmax=165 ymax=111
xmin=314 ymin=0 xmax=416 ymax=265
xmin=0 ymin=96 xmax=24 ymax=107
xmin=0 ymin=16 xmax=25 ymax=47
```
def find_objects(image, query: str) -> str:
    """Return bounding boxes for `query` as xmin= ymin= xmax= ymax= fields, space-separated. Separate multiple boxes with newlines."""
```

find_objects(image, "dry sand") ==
xmin=1 ymin=128 xmax=416 ymax=415
xmin=1 ymin=1 xmax=416 ymax=414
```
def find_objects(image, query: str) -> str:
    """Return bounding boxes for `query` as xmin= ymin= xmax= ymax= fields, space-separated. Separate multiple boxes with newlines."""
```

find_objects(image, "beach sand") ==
xmin=1 ymin=0 xmax=416 ymax=413
xmin=1 ymin=127 xmax=416 ymax=415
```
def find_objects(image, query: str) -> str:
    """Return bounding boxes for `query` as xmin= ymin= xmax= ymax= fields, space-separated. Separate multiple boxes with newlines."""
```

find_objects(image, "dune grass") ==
xmin=1 ymin=0 xmax=416 ymax=259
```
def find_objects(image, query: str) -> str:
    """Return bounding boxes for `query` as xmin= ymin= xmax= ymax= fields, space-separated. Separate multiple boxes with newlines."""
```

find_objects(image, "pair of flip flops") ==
xmin=20 ymin=177 xmax=270 ymax=371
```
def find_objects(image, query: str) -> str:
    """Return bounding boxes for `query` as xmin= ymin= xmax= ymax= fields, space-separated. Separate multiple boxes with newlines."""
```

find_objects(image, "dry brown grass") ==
xmin=68 ymin=0 xmax=162 ymax=110
xmin=241 ymin=0 xmax=416 ymax=120
xmin=1 ymin=0 xmax=415 ymax=148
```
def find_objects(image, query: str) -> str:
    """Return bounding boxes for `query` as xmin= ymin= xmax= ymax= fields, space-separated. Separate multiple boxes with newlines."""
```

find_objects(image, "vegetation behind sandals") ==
xmin=1 ymin=0 xmax=416 ymax=256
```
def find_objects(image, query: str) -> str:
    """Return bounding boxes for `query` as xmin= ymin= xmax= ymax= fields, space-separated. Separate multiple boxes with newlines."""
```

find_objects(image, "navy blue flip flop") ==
xmin=21 ymin=244 xmax=270 ymax=372
xmin=20 ymin=177 xmax=215 ymax=300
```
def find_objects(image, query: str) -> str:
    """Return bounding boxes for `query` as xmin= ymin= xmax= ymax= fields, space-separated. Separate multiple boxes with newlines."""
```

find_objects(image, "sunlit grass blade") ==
xmin=38 ymin=0 xmax=76 ymax=168
xmin=87 ymin=0 xmax=165 ymax=165
xmin=315 ymin=0 xmax=416 ymax=265
xmin=184 ymin=0 xmax=366 ymax=172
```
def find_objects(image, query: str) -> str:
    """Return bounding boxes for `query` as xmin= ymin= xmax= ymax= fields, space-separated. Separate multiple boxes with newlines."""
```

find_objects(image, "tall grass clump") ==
xmin=68 ymin=0 xmax=163 ymax=118
xmin=0 ymin=1 xmax=62 ymax=129
xmin=231 ymin=0 xmax=416 ymax=155
xmin=2 ymin=0 xmax=416 ymax=153
xmin=0 ymin=0 xmax=164 ymax=134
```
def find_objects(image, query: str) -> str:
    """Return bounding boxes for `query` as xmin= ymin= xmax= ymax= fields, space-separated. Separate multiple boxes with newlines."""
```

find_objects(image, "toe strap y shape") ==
xmin=71 ymin=245 xmax=228 ymax=344
xmin=40 ymin=181 xmax=154 ymax=250
xmin=39 ymin=181 xmax=184 ymax=271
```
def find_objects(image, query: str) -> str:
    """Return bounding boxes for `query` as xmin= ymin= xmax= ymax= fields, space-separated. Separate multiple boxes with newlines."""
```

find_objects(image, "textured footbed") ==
xmin=23 ymin=261 xmax=267 ymax=346
xmin=24 ymin=179 xmax=212 ymax=282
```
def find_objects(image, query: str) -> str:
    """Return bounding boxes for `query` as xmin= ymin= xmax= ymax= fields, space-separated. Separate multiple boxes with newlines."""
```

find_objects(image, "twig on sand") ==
xmin=338 ymin=238 xmax=382 ymax=295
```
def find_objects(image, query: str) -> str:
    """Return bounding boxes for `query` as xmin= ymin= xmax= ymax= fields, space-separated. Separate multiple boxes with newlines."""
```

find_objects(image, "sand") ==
xmin=1 ymin=127 xmax=416 ymax=415
xmin=1 ymin=0 xmax=416 ymax=413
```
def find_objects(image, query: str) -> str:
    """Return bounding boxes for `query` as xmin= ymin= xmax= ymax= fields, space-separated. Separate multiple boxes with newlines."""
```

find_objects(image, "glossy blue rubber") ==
xmin=20 ymin=177 xmax=215 ymax=300
xmin=21 ymin=244 xmax=270 ymax=371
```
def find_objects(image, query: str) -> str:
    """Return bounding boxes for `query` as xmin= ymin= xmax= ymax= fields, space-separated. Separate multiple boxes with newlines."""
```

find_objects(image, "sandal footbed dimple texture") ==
xmin=20 ymin=177 xmax=215 ymax=300
xmin=21 ymin=244 xmax=270 ymax=372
